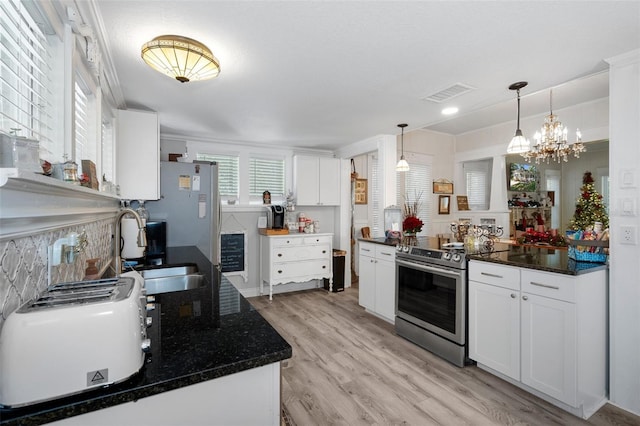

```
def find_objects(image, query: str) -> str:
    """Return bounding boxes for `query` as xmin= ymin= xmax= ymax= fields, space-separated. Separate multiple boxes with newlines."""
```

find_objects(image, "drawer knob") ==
xmin=277 ymin=253 xmax=282 ymax=257
xmin=522 ymin=295 xmax=529 ymax=301
xmin=510 ymin=293 xmax=516 ymax=298
xmin=322 ymin=265 xmax=326 ymax=269
xmin=322 ymin=250 xmax=327 ymax=254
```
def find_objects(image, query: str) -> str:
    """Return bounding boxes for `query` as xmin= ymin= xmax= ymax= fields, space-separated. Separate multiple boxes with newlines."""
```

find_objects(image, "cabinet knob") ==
xmin=510 ymin=293 xmax=516 ymax=298
xmin=277 ymin=253 xmax=282 ymax=257
xmin=522 ymin=295 xmax=529 ymax=301
xmin=322 ymin=250 xmax=327 ymax=254
xmin=277 ymin=270 xmax=283 ymax=274
xmin=322 ymin=265 xmax=326 ymax=269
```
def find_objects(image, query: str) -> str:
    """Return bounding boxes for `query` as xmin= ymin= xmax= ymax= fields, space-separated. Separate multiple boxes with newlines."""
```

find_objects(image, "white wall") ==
xmin=607 ymin=49 xmax=640 ymax=416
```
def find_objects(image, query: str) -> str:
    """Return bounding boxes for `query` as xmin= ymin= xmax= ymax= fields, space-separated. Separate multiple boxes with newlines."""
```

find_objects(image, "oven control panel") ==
xmin=396 ymin=246 xmax=466 ymax=269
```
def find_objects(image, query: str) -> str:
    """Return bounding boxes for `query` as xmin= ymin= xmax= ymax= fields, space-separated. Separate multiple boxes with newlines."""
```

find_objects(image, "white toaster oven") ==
xmin=0 ymin=273 xmax=151 ymax=407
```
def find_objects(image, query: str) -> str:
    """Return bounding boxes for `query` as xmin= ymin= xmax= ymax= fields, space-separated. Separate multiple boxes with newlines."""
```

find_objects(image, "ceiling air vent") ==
xmin=422 ymin=83 xmax=474 ymax=103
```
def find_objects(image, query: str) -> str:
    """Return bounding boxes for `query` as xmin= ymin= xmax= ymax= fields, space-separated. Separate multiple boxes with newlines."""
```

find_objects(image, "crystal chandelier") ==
xmin=521 ymin=90 xmax=586 ymax=164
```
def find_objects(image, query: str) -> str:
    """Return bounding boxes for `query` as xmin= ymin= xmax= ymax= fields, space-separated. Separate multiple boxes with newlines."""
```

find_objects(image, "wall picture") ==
xmin=457 ymin=196 xmax=470 ymax=211
xmin=438 ymin=195 xmax=450 ymax=214
xmin=509 ymin=163 xmax=538 ymax=192
xmin=355 ymin=178 xmax=368 ymax=204
xmin=433 ymin=180 xmax=453 ymax=194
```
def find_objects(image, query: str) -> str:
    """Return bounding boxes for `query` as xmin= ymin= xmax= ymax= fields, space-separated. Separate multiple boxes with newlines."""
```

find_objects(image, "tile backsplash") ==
xmin=0 ymin=218 xmax=114 ymax=328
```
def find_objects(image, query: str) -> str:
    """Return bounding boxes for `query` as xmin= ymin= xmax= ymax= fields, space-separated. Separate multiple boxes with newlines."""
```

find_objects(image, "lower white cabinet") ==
xmin=468 ymin=260 xmax=607 ymax=419
xmin=260 ymin=233 xmax=333 ymax=300
xmin=358 ymin=242 xmax=395 ymax=323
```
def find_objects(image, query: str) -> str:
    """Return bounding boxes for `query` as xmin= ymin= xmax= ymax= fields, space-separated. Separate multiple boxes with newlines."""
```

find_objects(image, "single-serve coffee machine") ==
xmin=266 ymin=205 xmax=285 ymax=229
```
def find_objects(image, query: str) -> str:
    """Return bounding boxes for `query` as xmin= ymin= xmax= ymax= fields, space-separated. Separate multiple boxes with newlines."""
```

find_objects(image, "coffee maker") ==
xmin=266 ymin=205 xmax=285 ymax=229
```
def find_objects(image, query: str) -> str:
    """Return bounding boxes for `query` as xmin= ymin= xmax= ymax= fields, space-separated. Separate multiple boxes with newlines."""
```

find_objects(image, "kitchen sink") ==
xmin=138 ymin=264 xmax=206 ymax=295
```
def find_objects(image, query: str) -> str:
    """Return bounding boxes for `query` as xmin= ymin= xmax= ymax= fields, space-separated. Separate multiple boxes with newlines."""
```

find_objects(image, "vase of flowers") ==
xmin=402 ymin=215 xmax=423 ymax=246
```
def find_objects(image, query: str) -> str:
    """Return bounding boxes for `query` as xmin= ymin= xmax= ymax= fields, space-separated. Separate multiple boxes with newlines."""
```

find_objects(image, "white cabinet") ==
xmin=260 ymin=233 xmax=333 ymax=300
xmin=293 ymin=156 xmax=340 ymax=206
xmin=116 ymin=109 xmax=159 ymax=201
xmin=468 ymin=260 xmax=607 ymax=419
xmin=358 ymin=242 xmax=396 ymax=323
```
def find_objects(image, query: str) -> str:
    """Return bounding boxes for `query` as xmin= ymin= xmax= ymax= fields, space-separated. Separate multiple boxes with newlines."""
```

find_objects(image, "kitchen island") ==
xmin=0 ymin=247 xmax=292 ymax=426
xmin=467 ymin=247 xmax=608 ymax=419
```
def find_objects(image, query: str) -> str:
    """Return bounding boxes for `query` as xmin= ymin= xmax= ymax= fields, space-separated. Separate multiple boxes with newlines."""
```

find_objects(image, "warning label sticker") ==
xmin=87 ymin=368 xmax=108 ymax=387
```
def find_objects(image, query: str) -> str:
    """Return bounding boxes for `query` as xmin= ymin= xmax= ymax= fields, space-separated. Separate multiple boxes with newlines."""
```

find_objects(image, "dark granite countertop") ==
xmin=0 ymin=247 xmax=292 ymax=426
xmin=467 ymin=245 xmax=608 ymax=275
xmin=361 ymin=236 xmax=606 ymax=275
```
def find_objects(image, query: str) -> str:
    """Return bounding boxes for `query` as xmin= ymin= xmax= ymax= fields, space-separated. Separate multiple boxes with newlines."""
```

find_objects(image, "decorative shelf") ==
xmin=1 ymin=168 xmax=120 ymax=239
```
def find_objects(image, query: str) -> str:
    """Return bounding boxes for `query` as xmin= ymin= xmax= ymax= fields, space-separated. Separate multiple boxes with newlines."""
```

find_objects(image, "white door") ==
xmin=521 ymin=292 xmax=577 ymax=406
xmin=294 ymin=156 xmax=320 ymax=205
xmin=469 ymin=281 xmax=520 ymax=380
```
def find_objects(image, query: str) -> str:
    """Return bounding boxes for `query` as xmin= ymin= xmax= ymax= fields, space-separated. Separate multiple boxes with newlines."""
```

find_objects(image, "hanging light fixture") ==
xmin=396 ymin=123 xmax=410 ymax=172
xmin=521 ymin=89 xmax=586 ymax=164
xmin=141 ymin=35 xmax=220 ymax=83
xmin=506 ymin=81 xmax=530 ymax=154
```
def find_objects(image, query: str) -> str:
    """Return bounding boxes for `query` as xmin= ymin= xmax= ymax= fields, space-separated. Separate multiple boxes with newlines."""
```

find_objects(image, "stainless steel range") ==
xmin=395 ymin=244 xmax=469 ymax=367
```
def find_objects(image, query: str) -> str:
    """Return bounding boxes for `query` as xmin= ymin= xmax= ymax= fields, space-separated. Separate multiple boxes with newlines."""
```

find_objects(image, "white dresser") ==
xmin=259 ymin=233 xmax=333 ymax=300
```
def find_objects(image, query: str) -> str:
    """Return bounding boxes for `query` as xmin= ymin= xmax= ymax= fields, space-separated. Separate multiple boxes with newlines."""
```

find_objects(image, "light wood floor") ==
xmin=249 ymin=287 xmax=640 ymax=426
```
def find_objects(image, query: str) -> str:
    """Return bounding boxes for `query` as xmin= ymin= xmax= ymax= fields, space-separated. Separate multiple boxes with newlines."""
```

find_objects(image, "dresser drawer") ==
xmin=469 ymin=261 xmax=520 ymax=291
xmin=271 ymin=237 xmax=303 ymax=247
xmin=302 ymin=235 xmax=332 ymax=245
xmin=521 ymin=269 xmax=575 ymax=303
xmin=271 ymin=259 xmax=331 ymax=281
xmin=272 ymin=244 xmax=331 ymax=262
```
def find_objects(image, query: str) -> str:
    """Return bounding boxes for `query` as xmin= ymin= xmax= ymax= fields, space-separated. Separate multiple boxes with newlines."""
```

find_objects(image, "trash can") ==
xmin=324 ymin=249 xmax=346 ymax=292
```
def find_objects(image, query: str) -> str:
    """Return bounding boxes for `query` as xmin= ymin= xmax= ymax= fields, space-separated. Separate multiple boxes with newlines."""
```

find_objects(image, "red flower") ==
xmin=402 ymin=215 xmax=423 ymax=233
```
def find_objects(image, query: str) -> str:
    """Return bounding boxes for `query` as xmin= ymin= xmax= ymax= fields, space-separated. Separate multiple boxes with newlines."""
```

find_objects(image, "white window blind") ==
xmin=196 ymin=153 xmax=239 ymax=199
xmin=74 ymin=81 xmax=88 ymax=164
xmin=0 ymin=0 xmax=55 ymax=157
xmin=397 ymin=161 xmax=432 ymax=236
xmin=370 ymin=154 xmax=381 ymax=236
xmin=464 ymin=159 xmax=493 ymax=210
xmin=249 ymin=157 xmax=285 ymax=202
xmin=101 ymin=119 xmax=114 ymax=182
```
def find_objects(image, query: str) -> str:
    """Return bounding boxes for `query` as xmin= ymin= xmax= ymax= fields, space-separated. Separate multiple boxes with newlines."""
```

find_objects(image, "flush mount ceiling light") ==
xmin=506 ymin=81 xmax=530 ymax=154
xmin=141 ymin=35 xmax=220 ymax=83
xmin=396 ymin=123 xmax=410 ymax=172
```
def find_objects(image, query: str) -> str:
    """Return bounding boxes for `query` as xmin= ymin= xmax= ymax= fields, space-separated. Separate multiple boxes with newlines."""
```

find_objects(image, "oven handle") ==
xmin=396 ymin=259 xmax=463 ymax=279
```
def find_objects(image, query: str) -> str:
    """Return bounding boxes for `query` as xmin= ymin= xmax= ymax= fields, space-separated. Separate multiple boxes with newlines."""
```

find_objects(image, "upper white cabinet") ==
xmin=293 ymin=156 xmax=340 ymax=206
xmin=116 ymin=110 xmax=160 ymax=201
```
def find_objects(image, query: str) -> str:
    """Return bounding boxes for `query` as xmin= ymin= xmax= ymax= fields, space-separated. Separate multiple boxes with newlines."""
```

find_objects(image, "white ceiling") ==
xmin=90 ymin=1 xmax=639 ymax=150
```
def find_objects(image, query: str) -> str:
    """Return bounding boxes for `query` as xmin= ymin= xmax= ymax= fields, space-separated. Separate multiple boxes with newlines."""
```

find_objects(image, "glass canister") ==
xmin=63 ymin=161 xmax=79 ymax=184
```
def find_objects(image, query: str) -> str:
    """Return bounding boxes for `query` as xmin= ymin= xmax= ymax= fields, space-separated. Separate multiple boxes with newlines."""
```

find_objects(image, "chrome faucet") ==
xmin=113 ymin=208 xmax=147 ymax=275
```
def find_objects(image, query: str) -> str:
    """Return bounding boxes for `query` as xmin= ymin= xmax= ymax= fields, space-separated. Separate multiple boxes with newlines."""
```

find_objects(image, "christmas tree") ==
xmin=568 ymin=171 xmax=609 ymax=231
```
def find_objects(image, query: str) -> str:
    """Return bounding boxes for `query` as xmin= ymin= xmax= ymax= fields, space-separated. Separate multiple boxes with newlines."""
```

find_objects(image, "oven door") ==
xmin=395 ymin=258 xmax=465 ymax=345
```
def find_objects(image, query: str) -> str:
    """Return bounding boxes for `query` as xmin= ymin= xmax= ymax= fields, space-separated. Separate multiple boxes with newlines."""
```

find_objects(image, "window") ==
xmin=370 ymin=153 xmax=381 ymax=236
xmin=249 ymin=157 xmax=285 ymax=203
xmin=397 ymin=157 xmax=432 ymax=236
xmin=196 ymin=153 xmax=239 ymax=201
xmin=463 ymin=159 xmax=493 ymax=210
xmin=0 ymin=0 xmax=57 ymax=159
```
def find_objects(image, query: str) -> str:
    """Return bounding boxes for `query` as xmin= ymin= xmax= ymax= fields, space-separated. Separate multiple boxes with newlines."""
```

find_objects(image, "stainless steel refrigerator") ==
xmin=145 ymin=161 xmax=220 ymax=267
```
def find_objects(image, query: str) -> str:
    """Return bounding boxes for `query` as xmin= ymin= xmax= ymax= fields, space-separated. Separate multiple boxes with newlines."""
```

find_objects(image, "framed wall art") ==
xmin=456 ymin=196 xmax=470 ymax=211
xmin=433 ymin=179 xmax=453 ymax=194
xmin=355 ymin=178 xmax=368 ymax=204
xmin=438 ymin=195 xmax=450 ymax=214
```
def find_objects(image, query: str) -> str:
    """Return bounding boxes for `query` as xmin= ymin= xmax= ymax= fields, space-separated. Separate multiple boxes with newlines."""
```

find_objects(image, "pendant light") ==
xmin=506 ymin=81 xmax=530 ymax=154
xmin=396 ymin=123 xmax=410 ymax=172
